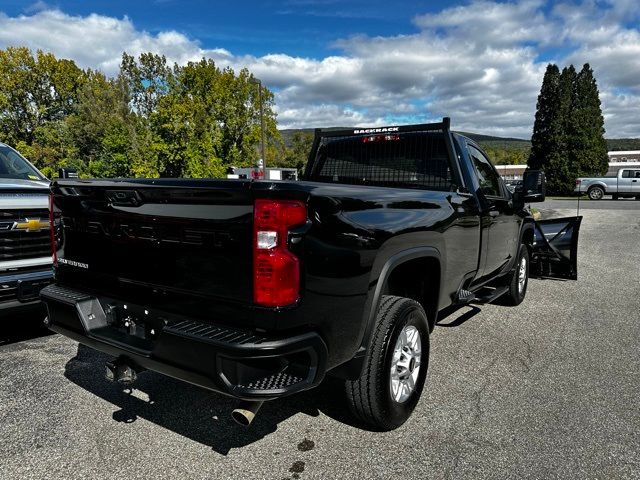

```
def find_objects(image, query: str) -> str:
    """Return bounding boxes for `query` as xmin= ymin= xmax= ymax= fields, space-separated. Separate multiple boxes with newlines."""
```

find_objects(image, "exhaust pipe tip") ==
xmin=231 ymin=401 xmax=263 ymax=427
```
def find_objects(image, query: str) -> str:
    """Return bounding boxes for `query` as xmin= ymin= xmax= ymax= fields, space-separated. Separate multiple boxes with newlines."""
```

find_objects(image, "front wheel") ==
xmin=497 ymin=244 xmax=529 ymax=306
xmin=345 ymin=296 xmax=429 ymax=430
xmin=588 ymin=186 xmax=604 ymax=200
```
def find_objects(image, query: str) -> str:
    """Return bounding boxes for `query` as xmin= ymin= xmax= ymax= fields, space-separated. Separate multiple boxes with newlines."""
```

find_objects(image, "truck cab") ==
xmin=0 ymin=143 xmax=52 ymax=314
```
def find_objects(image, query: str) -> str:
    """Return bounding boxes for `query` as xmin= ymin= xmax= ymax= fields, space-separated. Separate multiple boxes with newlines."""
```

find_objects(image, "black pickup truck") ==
xmin=41 ymin=119 xmax=581 ymax=430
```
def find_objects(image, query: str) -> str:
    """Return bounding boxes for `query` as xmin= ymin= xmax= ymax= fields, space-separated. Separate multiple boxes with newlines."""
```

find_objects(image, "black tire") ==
xmin=588 ymin=186 xmax=604 ymax=200
xmin=635 ymin=196 xmax=640 ymax=200
xmin=345 ymin=296 xmax=429 ymax=431
xmin=497 ymin=244 xmax=529 ymax=306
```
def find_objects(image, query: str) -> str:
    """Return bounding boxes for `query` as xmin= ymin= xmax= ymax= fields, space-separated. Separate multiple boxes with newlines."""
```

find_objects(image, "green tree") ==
xmin=542 ymin=65 xmax=576 ymax=194
xmin=568 ymin=63 xmax=608 ymax=177
xmin=281 ymin=131 xmax=314 ymax=172
xmin=120 ymin=52 xmax=172 ymax=118
xmin=0 ymin=47 xmax=283 ymax=180
xmin=529 ymin=63 xmax=609 ymax=195
xmin=64 ymin=70 xmax=141 ymax=177
xmin=0 ymin=47 xmax=84 ymax=146
xmin=15 ymin=120 xmax=74 ymax=178
xmin=120 ymin=53 xmax=281 ymax=177
xmin=529 ymin=64 xmax=561 ymax=171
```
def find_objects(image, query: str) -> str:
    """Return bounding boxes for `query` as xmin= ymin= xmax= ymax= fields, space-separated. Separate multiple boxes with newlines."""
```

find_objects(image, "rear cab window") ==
xmin=308 ymin=130 xmax=456 ymax=191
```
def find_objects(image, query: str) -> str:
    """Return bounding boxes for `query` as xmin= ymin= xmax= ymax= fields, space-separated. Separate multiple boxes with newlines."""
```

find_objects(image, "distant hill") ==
xmin=280 ymin=128 xmax=639 ymax=152
xmin=606 ymin=138 xmax=640 ymax=151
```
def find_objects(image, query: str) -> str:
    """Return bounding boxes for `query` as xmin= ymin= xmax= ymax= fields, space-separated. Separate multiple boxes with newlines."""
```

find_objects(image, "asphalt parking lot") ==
xmin=1 ymin=203 xmax=639 ymax=479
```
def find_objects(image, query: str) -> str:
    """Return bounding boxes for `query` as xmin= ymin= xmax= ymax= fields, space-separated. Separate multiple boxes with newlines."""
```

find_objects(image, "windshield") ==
xmin=0 ymin=145 xmax=45 ymax=181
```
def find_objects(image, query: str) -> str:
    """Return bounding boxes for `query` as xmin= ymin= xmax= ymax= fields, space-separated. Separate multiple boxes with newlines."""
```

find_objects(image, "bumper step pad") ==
xmin=165 ymin=319 xmax=266 ymax=346
xmin=242 ymin=371 xmax=303 ymax=391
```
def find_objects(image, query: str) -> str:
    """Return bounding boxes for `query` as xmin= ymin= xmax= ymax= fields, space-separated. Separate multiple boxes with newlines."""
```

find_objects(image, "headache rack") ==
xmin=303 ymin=118 xmax=464 ymax=191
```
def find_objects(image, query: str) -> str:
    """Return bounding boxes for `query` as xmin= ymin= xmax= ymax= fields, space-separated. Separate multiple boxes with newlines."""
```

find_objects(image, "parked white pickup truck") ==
xmin=0 ymin=143 xmax=53 ymax=313
xmin=575 ymin=168 xmax=640 ymax=200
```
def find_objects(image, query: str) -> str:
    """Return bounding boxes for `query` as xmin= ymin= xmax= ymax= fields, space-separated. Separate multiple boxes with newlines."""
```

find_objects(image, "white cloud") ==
xmin=0 ymin=2 xmax=639 ymax=137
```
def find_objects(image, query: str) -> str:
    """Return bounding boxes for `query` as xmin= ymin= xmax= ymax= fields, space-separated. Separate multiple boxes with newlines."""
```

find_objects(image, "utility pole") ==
xmin=250 ymin=77 xmax=266 ymax=175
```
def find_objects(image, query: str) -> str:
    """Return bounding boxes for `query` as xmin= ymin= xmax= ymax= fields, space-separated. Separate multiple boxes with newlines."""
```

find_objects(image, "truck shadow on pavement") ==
xmin=435 ymin=305 xmax=482 ymax=328
xmin=64 ymin=344 xmax=358 ymax=455
xmin=0 ymin=306 xmax=52 ymax=347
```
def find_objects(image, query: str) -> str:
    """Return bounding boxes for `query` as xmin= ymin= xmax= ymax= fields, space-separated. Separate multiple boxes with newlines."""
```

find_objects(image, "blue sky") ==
xmin=2 ymin=0 xmax=452 ymax=57
xmin=0 ymin=0 xmax=639 ymax=137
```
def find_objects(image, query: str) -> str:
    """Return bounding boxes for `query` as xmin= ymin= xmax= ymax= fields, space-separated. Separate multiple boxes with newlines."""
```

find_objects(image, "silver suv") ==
xmin=0 ymin=143 xmax=52 ymax=313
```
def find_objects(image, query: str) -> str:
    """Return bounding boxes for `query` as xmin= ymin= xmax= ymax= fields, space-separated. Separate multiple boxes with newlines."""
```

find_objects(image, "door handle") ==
xmin=633 ymin=180 xmax=638 ymax=182
xmin=488 ymin=210 xmax=500 ymax=218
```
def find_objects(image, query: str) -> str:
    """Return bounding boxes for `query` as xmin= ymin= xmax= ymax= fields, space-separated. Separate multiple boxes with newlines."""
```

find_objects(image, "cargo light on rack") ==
xmin=363 ymin=134 xmax=400 ymax=143
xmin=253 ymin=199 xmax=307 ymax=307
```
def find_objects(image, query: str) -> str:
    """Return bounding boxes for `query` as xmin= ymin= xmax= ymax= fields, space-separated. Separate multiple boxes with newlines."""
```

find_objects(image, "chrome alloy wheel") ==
xmin=518 ymin=256 xmax=527 ymax=294
xmin=589 ymin=188 xmax=603 ymax=200
xmin=390 ymin=324 xmax=422 ymax=403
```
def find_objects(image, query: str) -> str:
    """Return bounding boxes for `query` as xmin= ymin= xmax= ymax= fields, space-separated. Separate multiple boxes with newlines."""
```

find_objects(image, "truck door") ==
xmin=618 ymin=169 xmax=633 ymax=193
xmin=467 ymin=144 xmax=521 ymax=279
xmin=632 ymin=170 xmax=640 ymax=194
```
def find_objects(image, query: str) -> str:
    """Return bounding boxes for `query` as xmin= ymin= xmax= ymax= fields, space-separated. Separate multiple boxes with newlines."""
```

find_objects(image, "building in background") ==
xmin=496 ymin=164 xmax=528 ymax=180
xmin=497 ymin=151 xmax=640 ymax=181
xmin=607 ymin=150 xmax=640 ymax=163
xmin=605 ymin=151 xmax=640 ymax=176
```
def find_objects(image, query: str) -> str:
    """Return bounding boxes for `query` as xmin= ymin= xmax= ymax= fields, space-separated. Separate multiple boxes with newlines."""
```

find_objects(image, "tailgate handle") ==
xmin=106 ymin=190 xmax=142 ymax=207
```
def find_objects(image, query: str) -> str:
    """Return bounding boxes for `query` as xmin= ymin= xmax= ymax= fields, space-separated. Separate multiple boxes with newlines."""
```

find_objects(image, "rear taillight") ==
xmin=253 ymin=199 xmax=307 ymax=307
xmin=49 ymin=193 xmax=57 ymax=266
xmin=576 ymin=179 xmax=581 ymax=185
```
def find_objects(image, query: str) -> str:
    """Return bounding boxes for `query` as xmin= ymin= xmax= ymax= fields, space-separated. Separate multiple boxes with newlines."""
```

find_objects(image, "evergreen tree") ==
xmin=529 ymin=64 xmax=561 ymax=170
xmin=544 ymin=65 xmax=576 ymax=194
xmin=530 ymin=63 xmax=609 ymax=195
xmin=568 ymin=63 xmax=608 ymax=177
xmin=529 ymin=63 xmax=575 ymax=194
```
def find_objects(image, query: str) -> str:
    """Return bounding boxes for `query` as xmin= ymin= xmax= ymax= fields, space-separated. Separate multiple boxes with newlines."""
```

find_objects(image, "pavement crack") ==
xmin=518 ymin=338 xmax=534 ymax=373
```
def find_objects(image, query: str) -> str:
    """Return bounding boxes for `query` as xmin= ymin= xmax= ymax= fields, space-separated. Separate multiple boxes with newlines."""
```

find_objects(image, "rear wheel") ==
xmin=588 ymin=186 xmax=604 ymax=200
xmin=497 ymin=244 xmax=529 ymax=306
xmin=345 ymin=296 xmax=429 ymax=430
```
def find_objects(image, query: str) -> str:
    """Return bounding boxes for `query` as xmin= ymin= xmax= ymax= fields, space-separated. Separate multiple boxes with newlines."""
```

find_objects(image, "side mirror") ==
xmin=520 ymin=169 xmax=546 ymax=203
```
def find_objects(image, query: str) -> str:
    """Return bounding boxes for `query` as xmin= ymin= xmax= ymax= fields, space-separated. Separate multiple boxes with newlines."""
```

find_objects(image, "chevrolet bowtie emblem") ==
xmin=14 ymin=218 xmax=50 ymax=232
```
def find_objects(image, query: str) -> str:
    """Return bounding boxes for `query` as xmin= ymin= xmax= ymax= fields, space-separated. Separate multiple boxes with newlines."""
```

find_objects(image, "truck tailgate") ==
xmin=52 ymin=179 xmax=254 ymax=319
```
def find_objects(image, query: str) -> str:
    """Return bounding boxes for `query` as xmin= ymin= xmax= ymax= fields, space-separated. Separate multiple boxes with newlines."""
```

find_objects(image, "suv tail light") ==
xmin=253 ymin=199 xmax=307 ymax=307
xmin=49 ymin=193 xmax=57 ymax=266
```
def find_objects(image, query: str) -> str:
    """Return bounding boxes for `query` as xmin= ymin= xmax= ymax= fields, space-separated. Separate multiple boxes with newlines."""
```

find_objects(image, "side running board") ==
xmin=455 ymin=286 xmax=509 ymax=306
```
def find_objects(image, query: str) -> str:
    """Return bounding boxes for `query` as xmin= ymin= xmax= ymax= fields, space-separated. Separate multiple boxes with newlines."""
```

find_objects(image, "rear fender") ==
xmin=329 ymin=247 xmax=441 ymax=380
xmin=530 ymin=216 xmax=582 ymax=280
